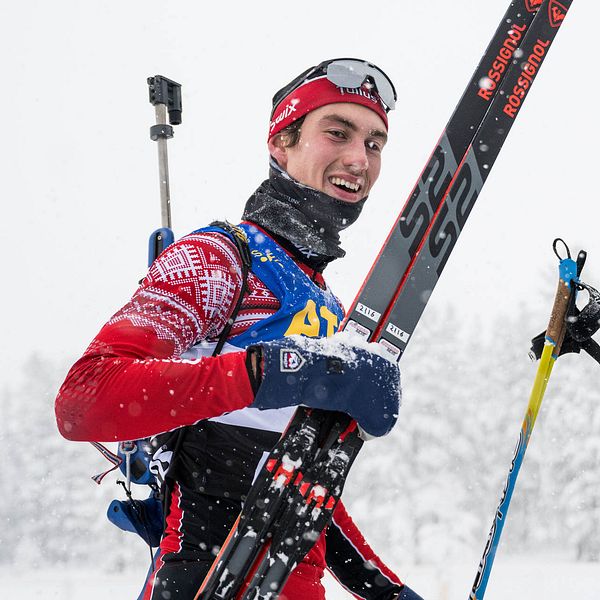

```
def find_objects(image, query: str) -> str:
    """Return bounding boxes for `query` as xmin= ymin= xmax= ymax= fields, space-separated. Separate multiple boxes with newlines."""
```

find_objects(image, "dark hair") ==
xmin=276 ymin=115 xmax=306 ymax=148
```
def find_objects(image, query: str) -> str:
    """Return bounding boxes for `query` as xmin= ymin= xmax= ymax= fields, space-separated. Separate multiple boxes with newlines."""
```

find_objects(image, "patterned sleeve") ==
xmin=55 ymin=231 xmax=255 ymax=442
xmin=326 ymin=500 xmax=404 ymax=599
xmin=109 ymin=231 xmax=244 ymax=354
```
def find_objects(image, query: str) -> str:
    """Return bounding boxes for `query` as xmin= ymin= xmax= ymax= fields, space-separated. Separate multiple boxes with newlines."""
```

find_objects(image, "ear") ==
xmin=268 ymin=134 xmax=289 ymax=170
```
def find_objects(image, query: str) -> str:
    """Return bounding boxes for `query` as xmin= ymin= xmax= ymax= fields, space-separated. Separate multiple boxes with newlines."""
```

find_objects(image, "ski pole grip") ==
xmin=546 ymin=257 xmax=578 ymax=355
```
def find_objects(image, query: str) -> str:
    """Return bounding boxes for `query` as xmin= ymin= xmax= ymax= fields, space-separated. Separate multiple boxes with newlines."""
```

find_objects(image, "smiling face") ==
xmin=268 ymin=103 xmax=388 ymax=203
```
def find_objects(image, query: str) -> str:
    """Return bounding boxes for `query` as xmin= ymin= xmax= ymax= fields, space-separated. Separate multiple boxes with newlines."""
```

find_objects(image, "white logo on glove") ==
xmin=280 ymin=348 xmax=306 ymax=373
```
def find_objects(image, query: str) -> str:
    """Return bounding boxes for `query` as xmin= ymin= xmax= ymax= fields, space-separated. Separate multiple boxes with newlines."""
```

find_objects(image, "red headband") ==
xmin=268 ymin=76 xmax=389 ymax=140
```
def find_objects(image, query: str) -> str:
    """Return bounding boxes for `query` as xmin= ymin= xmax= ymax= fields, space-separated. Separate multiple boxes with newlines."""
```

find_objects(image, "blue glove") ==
xmin=248 ymin=333 xmax=401 ymax=438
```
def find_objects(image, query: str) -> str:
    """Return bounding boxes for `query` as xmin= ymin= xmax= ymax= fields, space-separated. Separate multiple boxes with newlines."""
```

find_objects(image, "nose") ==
xmin=342 ymin=139 xmax=369 ymax=174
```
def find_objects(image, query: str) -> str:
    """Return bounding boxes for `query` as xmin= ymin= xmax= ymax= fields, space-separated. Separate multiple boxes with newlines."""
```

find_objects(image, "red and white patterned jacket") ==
xmin=55 ymin=226 xmax=403 ymax=599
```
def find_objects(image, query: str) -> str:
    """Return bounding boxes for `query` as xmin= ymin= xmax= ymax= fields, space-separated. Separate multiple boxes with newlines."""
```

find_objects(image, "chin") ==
xmin=334 ymin=191 xmax=367 ymax=204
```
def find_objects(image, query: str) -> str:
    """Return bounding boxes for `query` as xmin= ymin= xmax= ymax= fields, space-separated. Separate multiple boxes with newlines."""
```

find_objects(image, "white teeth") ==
xmin=330 ymin=177 xmax=361 ymax=192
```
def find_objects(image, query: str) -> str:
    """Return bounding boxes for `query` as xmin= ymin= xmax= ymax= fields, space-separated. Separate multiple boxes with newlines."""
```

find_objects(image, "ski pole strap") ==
xmin=90 ymin=441 xmax=123 ymax=485
xmin=570 ymin=282 xmax=600 ymax=342
xmin=581 ymin=339 xmax=600 ymax=364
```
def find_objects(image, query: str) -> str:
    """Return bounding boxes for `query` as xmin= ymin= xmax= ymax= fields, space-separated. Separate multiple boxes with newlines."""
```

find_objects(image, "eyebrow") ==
xmin=320 ymin=113 xmax=388 ymax=143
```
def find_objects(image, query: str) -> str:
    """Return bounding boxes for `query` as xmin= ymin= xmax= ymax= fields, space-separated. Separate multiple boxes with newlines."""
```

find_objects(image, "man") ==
xmin=56 ymin=58 xmax=423 ymax=600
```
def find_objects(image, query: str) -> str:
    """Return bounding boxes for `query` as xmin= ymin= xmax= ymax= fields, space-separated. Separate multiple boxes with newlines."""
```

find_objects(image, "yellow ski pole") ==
xmin=469 ymin=238 xmax=584 ymax=600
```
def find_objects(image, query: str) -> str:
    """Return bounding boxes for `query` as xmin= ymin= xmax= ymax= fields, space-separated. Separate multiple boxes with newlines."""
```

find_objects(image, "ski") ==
xmin=342 ymin=0 xmax=541 ymax=348
xmin=196 ymin=1 xmax=573 ymax=598
xmin=369 ymin=0 xmax=573 ymax=358
xmin=196 ymin=408 xmax=332 ymax=598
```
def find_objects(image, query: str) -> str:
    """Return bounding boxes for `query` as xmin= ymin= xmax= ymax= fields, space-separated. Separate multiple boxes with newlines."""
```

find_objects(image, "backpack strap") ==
xmin=159 ymin=221 xmax=252 ymax=535
xmin=101 ymin=221 xmax=253 ymax=561
xmin=581 ymin=338 xmax=600 ymax=365
xmin=209 ymin=221 xmax=253 ymax=357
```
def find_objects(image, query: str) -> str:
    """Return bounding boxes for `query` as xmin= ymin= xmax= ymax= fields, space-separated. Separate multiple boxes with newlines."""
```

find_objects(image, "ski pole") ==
xmin=147 ymin=75 xmax=182 ymax=264
xmin=469 ymin=238 xmax=585 ymax=600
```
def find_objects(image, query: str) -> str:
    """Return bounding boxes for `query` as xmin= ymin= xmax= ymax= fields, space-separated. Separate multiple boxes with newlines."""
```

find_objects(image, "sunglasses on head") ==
xmin=272 ymin=57 xmax=397 ymax=115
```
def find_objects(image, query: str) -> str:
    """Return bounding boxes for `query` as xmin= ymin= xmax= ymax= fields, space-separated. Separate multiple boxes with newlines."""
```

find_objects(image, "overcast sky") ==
xmin=2 ymin=0 xmax=598 ymax=379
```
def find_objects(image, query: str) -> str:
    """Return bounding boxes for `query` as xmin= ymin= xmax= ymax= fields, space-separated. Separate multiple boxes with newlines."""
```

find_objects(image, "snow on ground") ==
xmin=6 ymin=556 xmax=599 ymax=599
